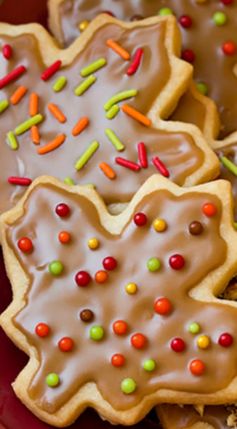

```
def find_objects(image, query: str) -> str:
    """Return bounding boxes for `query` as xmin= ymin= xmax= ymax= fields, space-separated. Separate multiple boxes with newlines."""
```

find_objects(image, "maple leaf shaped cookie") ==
xmin=0 ymin=15 xmax=219 ymax=215
xmin=1 ymin=175 xmax=237 ymax=427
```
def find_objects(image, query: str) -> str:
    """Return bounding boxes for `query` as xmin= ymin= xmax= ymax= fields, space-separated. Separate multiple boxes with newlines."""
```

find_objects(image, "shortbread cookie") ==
xmin=0 ymin=15 xmax=219 ymax=215
xmin=1 ymin=175 xmax=237 ymax=426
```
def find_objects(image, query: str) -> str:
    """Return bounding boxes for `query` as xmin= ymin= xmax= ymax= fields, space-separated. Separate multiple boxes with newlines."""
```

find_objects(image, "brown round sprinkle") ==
xmin=189 ymin=221 xmax=203 ymax=235
xmin=80 ymin=309 xmax=94 ymax=323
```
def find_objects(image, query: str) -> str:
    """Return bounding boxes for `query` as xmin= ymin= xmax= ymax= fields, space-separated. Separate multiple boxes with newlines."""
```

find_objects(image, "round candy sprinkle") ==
xmin=121 ymin=378 xmax=137 ymax=394
xmin=2 ymin=44 xmax=12 ymax=60
xmin=90 ymin=325 xmax=104 ymax=341
xmin=158 ymin=7 xmax=173 ymax=16
xmin=181 ymin=49 xmax=195 ymax=63
xmin=197 ymin=335 xmax=210 ymax=349
xmin=48 ymin=260 xmax=64 ymax=276
xmin=131 ymin=333 xmax=147 ymax=349
xmin=58 ymin=231 xmax=71 ymax=244
xmin=46 ymin=373 xmax=60 ymax=387
xmin=35 ymin=323 xmax=50 ymax=337
xmin=169 ymin=254 xmax=185 ymax=270
xmin=111 ymin=353 xmax=125 ymax=367
xmin=189 ymin=359 xmax=205 ymax=376
xmin=147 ymin=257 xmax=161 ymax=272
xmin=218 ymin=332 xmax=233 ymax=347
xmin=222 ymin=41 xmax=237 ymax=56
xmin=188 ymin=322 xmax=201 ymax=335
xmin=133 ymin=212 xmax=147 ymax=227
xmin=196 ymin=82 xmax=208 ymax=96
xmin=179 ymin=15 xmax=193 ymax=28
xmin=17 ymin=237 xmax=33 ymax=253
xmin=154 ymin=297 xmax=172 ymax=315
xmin=55 ymin=203 xmax=70 ymax=217
xmin=143 ymin=359 xmax=156 ymax=372
xmin=202 ymin=203 xmax=217 ymax=217
xmin=153 ymin=218 xmax=167 ymax=232
xmin=189 ymin=221 xmax=203 ymax=236
xmin=103 ymin=256 xmax=117 ymax=271
xmin=80 ymin=309 xmax=94 ymax=322
xmin=75 ymin=271 xmax=91 ymax=287
xmin=171 ymin=338 xmax=186 ymax=353
xmin=113 ymin=320 xmax=128 ymax=335
xmin=88 ymin=237 xmax=100 ymax=250
xmin=125 ymin=282 xmax=137 ymax=294
xmin=95 ymin=270 xmax=108 ymax=284
xmin=79 ymin=20 xmax=90 ymax=32
xmin=213 ymin=11 xmax=227 ymax=26
xmin=221 ymin=0 xmax=233 ymax=4
xmin=58 ymin=337 xmax=74 ymax=352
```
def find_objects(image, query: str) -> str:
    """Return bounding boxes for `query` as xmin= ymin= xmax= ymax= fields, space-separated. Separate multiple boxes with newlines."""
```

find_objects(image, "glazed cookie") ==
xmin=1 ymin=175 xmax=237 ymax=426
xmin=0 ymin=15 xmax=219 ymax=214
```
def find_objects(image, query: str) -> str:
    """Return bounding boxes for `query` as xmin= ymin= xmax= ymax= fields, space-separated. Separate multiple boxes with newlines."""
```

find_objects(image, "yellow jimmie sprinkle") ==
xmin=15 ymin=114 xmax=44 ymax=135
xmin=74 ymin=75 xmax=97 ymax=96
xmin=75 ymin=140 xmax=99 ymax=171
xmin=104 ymin=89 xmax=138 ymax=111
xmin=106 ymin=104 xmax=120 ymax=120
xmin=105 ymin=129 xmax=125 ymax=152
xmin=7 ymin=131 xmax=18 ymax=150
xmin=53 ymin=76 xmax=67 ymax=92
xmin=0 ymin=99 xmax=9 ymax=113
xmin=80 ymin=58 xmax=107 ymax=77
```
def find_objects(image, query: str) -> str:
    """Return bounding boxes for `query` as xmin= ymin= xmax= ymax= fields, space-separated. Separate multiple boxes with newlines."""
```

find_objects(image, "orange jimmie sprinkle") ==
xmin=48 ymin=103 xmax=66 ymax=123
xmin=106 ymin=39 xmax=130 ymax=60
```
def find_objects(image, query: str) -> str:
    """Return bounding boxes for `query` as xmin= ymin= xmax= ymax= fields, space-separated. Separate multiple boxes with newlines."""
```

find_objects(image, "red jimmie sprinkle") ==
xmin=115 ymin=157 xmax=140 ymax=171
xmin=152 ymin=156 xmax=170 ymax=177
xmin=127 ymin=48 xmax=144 ymax=76
xmin=2 ymin=44 xmax=13 ymax=60
xmin=8 ymin=176 xmax=32 ymax=186
xmin=41 ymin=60 xmax=62 ymax=81
xmin=0 ymin=65 xmax=26 ymax=89
xmin=137 ymin=142 xmax=148 ymax=168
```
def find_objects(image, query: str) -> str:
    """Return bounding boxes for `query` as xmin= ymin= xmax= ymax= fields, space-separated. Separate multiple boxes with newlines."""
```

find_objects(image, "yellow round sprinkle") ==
xmin=126 ymin=283 xmax=137 ymax=295
xmin=88 ymin=238 xmax=99 ymax=250
xmin=153 ymin=218 xmax=167 ymax=232
xmin=197 ymin=335 xmax=210 ymax=349
xmin=79 ymin=20 xmax=90 ymax=32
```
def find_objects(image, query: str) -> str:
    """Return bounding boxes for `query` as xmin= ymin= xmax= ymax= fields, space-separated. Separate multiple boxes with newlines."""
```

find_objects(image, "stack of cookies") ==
xmin=1 ymin=1 xmax=237 ymax=428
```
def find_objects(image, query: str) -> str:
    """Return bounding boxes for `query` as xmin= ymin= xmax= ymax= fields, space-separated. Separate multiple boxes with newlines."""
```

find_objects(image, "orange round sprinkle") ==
xmin=131 ymin=333 xmax=147 ymax=349
xmin=113 ymin=320 xmax=128 ymax=335
xmin=202 ymin=203 xmax=217 ymax=217
xmin=10 ymin=85 xmax=27 ymax=105
xmin=154 ymin=297 xmax=172 ymax=315
xmin=99 ymin=162 xmax=116 ymax=180
xmin=95 ymin=270 xmax=108 ymax=284
xmin=58 ymin=231 xmax=71 ymax=244
xmin=17 ymin=237 xmax=33 ymax=253
xmin=29 ymin=92 xmax=39 ymax=116
xmin=189 ymin=359 xmax=205 ymax=376
xmin=58 ymin=337 xmax=74 ymax=352
xmin=111 ymin=353 xmax=125 ymax=367
xmin=35 ymin=323 xmax=50 ymax=337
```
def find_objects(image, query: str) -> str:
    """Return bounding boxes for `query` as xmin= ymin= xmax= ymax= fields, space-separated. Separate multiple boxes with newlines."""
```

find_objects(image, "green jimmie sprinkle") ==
xmin=80 ymin=58 xmax=107 ymax=77
xmin=14 ymin=114 xmax=44 ymax=135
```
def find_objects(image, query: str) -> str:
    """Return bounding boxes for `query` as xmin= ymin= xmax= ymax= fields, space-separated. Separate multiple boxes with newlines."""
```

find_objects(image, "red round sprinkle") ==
xmin=169 ymin=254 xmax=185 ymax=270
xmin=171 ymin=337 xmax=186 ymax=352
xmin=35 ymin=323 xmax=50 ymax=337
xmin=111 ymin=353 xmax=125 ymax=367
xmin=222 ymin=41 xmax=237 ymax=56
xmin=113 ymin=320 xmax=128 ymax=335
xmin=103 ymin=256 xmax=117 ymax=271
xmin=181 ymin=49 xmax=195 ymax=63
xmin=2 ymin=44 xmax=12 ymax=60
xmin=179 ymin=15 xmax=193 ymax=28
xmin=131 ymin=333 xmax=147 ymax=349
xmin=55 ymin=203 xmax=70 ymax=217
xmin=133 ymin=212 xmax=147 ymax=227
xmin=58 ymin=337 xmax=74 ymax=352
xmin=154 ymin=297 xmax=172 ymax=315
xmin=221 ymin=0 xmax=233 ymax=4
xmin=218 ymin=332 xmax=233 ymax=347
xmin=17 ymin=237 xmax=33 ymax=253
xmin=189 ymin=359 xmax=205 ymax=376
xmin=58 ymin=231 xmax=71 ymax=244
xmin=75 ymin=271 xmax=91 ymax=287
xmin=202 ymin=203 xmax=217 ymax=217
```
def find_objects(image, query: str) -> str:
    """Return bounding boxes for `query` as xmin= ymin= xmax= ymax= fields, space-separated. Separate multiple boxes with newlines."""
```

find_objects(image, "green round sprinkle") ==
xmin=213 ymin=11 xmax=227 ymax=26
xmin=143 ymin=359 xmax=156 ymax=372
xmin=46 ymin=373 xmax=60 ymax=387
xmin=196 ymin=82 xmax=208 ymax=96
xmin=147 ymin=257 xmax=161 ymax=272
xmin=121 ymin=378 xmax=137 ymax=394
xmin=90 ymin=325 xmax=104 ymax=341
xmin=188 ymin=322 xmax=201 ymax=335
xmin=48 ymin=260 xmax=64 ymax=276
xmin=158 ymin=8 xmax=173 ymax=16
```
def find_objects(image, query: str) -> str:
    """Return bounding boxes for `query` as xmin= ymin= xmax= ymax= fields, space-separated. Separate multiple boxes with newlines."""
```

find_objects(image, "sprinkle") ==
xmin=147 ymin=257 xmax=161 ymax=272
xmin=134 ymin=212 xmax=147 ymax=226
xmin=131 ymin=333 xmax=147 ymax=349
xmin=46 ymin=373 xmax=60 ymax=388
xmin=197 ymin=335 xmax=210 ymax=349
xmin=75 ymin=271 xmax=91 ymax=287
xmin=121 ymin=378 xmax=137 ymax=394
xmin=8 ymin=176 xmax=32 ymax=186
xmin=0 ymin=99 xmax=9 ymax=113
xmin=79 ymin=20 xmax=90 ymax=32
xmin=153 ymin=218 xmax=167 ymax=232
xmin=7 ymin=131 xmax=18 ymax=150
xmin=80 ymin=58 xmax=107 ymax=77
xmin=115 ymin=157 xmax=140 ymax=171
xmin=105 ymin=129 xmax=125 ymax=151
xmin=220 ymin=156 xmax=237 ymax=176
xmin=88 ymin=238 xmax=100 ymax=250
xmin=234 ymin=222 xmax=237 ymax=230
xmin=37 ymin=134 xmax=66 ymax=155
xmin=10 ymin=85 xmax=27 ymax=105
xmin=74 ymin=140 xmax=99 ymax=171
xmin=125 ymin=283 xmax=137 ymax=295
xmin=41 ymin=60 xmax=62 ymax=81
xmin=202 ymin=203 xmax=217 ymax=217
xmin=103 ymin=256 xmax=117 ymax=271
xmin=143 ymin=359 xmax=156 ymax=372
xmin=29 ymin=93 xmax=39 ymax=116
xmin=90 ymin=325 xmax=104 ymax=341
xmin=106 ymin=39 xmax=130 ymax=60
xmin=48 ymin=103 xmax=66 ymax=123
xmin=53 ymin=76 xmax=67 ymax=92
xmin=74 ymin=75 xmax=96 ymax=96
xmin=152 ymin=156 xmax=170 ymax=177
xmin=127 ymin=48 xmax=144 ymax=76
xmin=55 ymin=203 xmax=70 ymax=217
xmin=0 ymin=65 xmax=26 ymax=89
xmin=104 ymin=89 xmax=138 ymax=111
xmin=138 ymin=142 xmax=148 ymax=168
xmin=48 ymin=260 xmax=64 ymax=276
xmin=72 ymin=116 xmax=89 ymax=136
xmin=106 ymin=104 xmax=120 ymax=119
xmin=64 ymin=177 xmax=75 ymax=185
xmin=121 ymin=104 xmax=151 ymax=127
xmin=15 ymin=114 xmax=44 ymax=135
xmin=2 ymin=44 xmax=12 ymax=60
xmin=31 ymin=125 xmax=40 ymax=145
xmin=35 ymin=323 xmax=49 ymax=337
xmin=99 ymin=162 xmax=116 ymax=180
